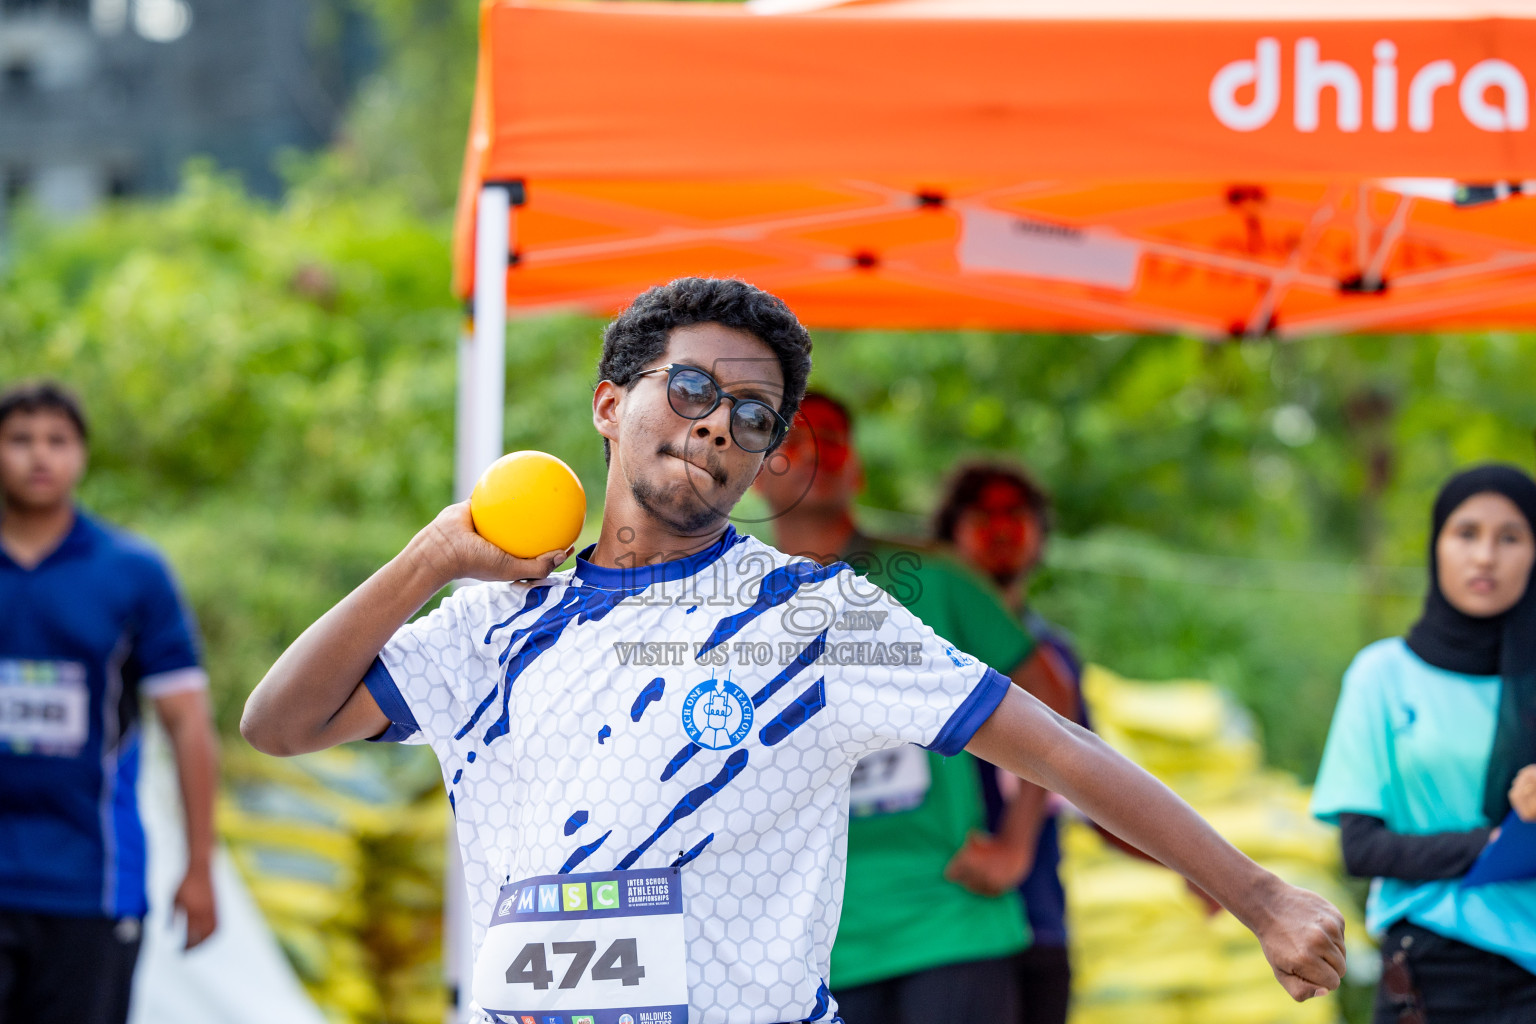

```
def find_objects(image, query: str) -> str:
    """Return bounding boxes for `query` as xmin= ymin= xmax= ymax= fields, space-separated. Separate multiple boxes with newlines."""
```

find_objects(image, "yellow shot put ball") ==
xmin=469 ymin=451 xmax=586 ymax=559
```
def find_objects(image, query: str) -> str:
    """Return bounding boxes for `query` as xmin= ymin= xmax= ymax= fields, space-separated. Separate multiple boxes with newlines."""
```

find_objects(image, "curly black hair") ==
xmin=933 ymin=462 xmax=1054 ymax=543
xmin=596 ymin=278 xmax=813 ymax=462
xmin=0 ymin=381 xmax=89 ymax=441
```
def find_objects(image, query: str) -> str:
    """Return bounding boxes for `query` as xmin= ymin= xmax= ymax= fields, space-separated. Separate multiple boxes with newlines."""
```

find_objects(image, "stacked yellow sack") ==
xmin=1063 ymin=666 xmax=1372 ymax=1024
xmin=222 ymin=745 xmax=449 ymax=1024
xmin=359 ymin=798 xmax=449 ymax=1024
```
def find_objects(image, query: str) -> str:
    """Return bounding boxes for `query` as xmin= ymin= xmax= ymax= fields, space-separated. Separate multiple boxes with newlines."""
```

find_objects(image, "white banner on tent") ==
xmin=957 ymin=207 xmax=1142 ymax=291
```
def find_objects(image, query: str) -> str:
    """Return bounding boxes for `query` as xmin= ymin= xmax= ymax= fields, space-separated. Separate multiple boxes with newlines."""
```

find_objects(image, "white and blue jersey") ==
xmin=365 ymin=526 xmax=1010 ymax=1024
xmin=0 ymin=511 xmax=206 ymax=920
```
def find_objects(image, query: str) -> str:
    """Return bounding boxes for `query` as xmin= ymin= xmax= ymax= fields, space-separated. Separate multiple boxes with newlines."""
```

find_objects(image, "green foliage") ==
xmin=0 ymin=164 xmax=619 ymax=729
xmin=2 ymin=163 xmax=460 ymax=519
xmin=1 ymin=165 xmax=460 ymax=727
xmin=791 ymin=329 xmax=1536 ymax=776
xmin=806 ymin=331 xmax=1536 ymax=566
xmin=8 ymin=167 xmax=1536 ymax=766
xmin=140 ymin=504 xmax=425 ymax=734
xmin=339 ymin=0 xmax=480 ymax=212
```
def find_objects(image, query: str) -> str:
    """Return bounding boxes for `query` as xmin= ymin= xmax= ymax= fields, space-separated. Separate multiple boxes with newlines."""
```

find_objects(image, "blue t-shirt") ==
xmin=1311 ymin=637 xmax=1536 ymax=973
xmin=0 ymin=511 xmax=205 ymax=919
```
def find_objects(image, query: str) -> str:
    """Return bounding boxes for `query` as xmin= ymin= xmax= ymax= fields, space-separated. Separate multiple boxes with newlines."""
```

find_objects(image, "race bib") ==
xmin=0 ymin=660 xmax=89 ymax=756
xmin=473 ymin=867 xmax=689 ymax=1024
xmin=849 ymin=744 xmax=932 ymax=817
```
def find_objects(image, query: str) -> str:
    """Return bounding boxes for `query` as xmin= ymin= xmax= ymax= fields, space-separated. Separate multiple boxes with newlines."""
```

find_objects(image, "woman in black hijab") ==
xmin=1313 ymin=464 xmax=1536 ymax=1024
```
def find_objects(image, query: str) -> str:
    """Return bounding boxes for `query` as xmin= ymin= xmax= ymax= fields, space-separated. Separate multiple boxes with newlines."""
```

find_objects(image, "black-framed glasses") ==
xmin=631 ymin=363 xmax=788 ymax=453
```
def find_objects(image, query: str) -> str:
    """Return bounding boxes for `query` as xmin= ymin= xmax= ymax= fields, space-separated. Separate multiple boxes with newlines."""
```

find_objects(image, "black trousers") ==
xmin=0 ymin=910 xmax=141 ymax=1024
xmin=1374 ymin=921 xmax=1536 ymax=1024
xmin=836 ymin=953 xmax=1020 ymax=1024
xmin=1016 ymin=944 xmax=1071 ymax=1024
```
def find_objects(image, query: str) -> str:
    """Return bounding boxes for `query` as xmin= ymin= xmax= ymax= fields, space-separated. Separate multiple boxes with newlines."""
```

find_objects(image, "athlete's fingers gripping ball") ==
xmin=428 ymin=502 xmax=573 ymax=583
xmin=470 ymin=451 xmax=587 ymax=558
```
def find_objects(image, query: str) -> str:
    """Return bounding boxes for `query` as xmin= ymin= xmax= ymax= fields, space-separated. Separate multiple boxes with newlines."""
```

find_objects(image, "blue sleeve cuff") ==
xmin=363 ymin=657 xmax=421 ymax=743
xmin=925 ymin=667 xmax=1010 ymax=757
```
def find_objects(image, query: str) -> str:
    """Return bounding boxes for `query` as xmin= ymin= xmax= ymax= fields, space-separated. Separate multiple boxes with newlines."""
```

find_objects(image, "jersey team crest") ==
xmin=680 ymin=676 xmax=753 ymax=750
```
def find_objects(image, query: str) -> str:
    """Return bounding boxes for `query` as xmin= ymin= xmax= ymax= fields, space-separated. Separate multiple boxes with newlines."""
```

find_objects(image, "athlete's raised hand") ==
xmin=1252 ymin=881 xmax=1347 ymax=1001
xmin=414 ymin=501 xmax=574 ymax=585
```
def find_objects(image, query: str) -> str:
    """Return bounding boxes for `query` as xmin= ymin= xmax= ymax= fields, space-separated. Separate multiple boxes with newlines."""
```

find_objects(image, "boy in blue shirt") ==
xmin=0 ymin=382 xmax=220 ymax=1024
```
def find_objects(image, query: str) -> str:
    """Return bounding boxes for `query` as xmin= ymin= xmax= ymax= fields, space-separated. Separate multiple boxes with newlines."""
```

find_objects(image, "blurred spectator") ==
xmin=935 ymin=462 xmax=1083 ymax=1024
xmin=755 ymin=393 xmax=1073 ymax=1024
xmin=934 ymin=462 xmax=1071 ymax=676
xmin=0 ymin=382 xmax=219 ymax=1024
xmin=935 ymin=461 xmax=1216 ymax=1024
xmin=1312 ymin=464 xmax=1536 ymax=1024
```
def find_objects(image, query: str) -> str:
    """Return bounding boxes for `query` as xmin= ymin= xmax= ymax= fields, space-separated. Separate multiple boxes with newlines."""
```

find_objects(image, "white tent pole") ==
xmin=447 ymin=182 xmax=512 ymax=1023
xmin=458 ymin=183 xmax=512 ymax=500
xmin=454 ymin=322 xmax=479 ymax=503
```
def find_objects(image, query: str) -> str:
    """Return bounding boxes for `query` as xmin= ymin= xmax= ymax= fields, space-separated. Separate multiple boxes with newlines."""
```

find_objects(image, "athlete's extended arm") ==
xmin=967 ymin=687 xmax=1347 ymax=1002
xmin=240 ymin=502 xmax=571 ymax=756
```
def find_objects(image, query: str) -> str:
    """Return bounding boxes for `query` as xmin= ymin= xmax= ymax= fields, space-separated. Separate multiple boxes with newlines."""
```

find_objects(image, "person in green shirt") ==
xmin=754 ymin=392 xmax=1074 ymax=1024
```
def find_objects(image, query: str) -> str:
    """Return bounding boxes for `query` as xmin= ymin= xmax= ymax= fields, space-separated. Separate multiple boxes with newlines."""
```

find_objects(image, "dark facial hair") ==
xmin=629 ymin=443 xmax=735 ymax=535
xmin=630 ymin=477 xmax=727 ymax=535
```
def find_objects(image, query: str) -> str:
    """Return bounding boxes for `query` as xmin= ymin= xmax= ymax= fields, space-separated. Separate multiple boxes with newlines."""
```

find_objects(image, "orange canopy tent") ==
xmin=453 ymin=0 xmax=1536 ymax=342
xmin=448 ymin=0 xmax=1536 ymax=489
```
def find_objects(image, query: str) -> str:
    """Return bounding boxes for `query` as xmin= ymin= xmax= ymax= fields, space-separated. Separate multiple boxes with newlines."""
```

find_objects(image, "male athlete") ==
xmin=243 ymin=278 xmax=1346 ymax=1024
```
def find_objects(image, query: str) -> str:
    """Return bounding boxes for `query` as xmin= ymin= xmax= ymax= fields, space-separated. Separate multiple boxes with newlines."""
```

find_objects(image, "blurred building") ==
xmin=0 ymin=0 xmax=371 ymax=222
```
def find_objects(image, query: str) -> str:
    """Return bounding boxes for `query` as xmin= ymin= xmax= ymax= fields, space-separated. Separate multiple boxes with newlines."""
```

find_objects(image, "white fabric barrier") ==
xmin=129 ymin=720 xmax=327 ymax=1024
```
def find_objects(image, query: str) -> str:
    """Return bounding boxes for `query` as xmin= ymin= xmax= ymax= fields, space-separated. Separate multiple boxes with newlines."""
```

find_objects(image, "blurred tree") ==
xmin=0 ymin=163 xmax=616 ymax=730
xmin=6 ymin=168 xmax=1536 ymax=762
xmin=338 ymin=0 xmax=480 ymax=212
xmin=6 ymin=119 xmax=1536 ymax=785
xmin=1 ymin=164 xmax=460 ymax=517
